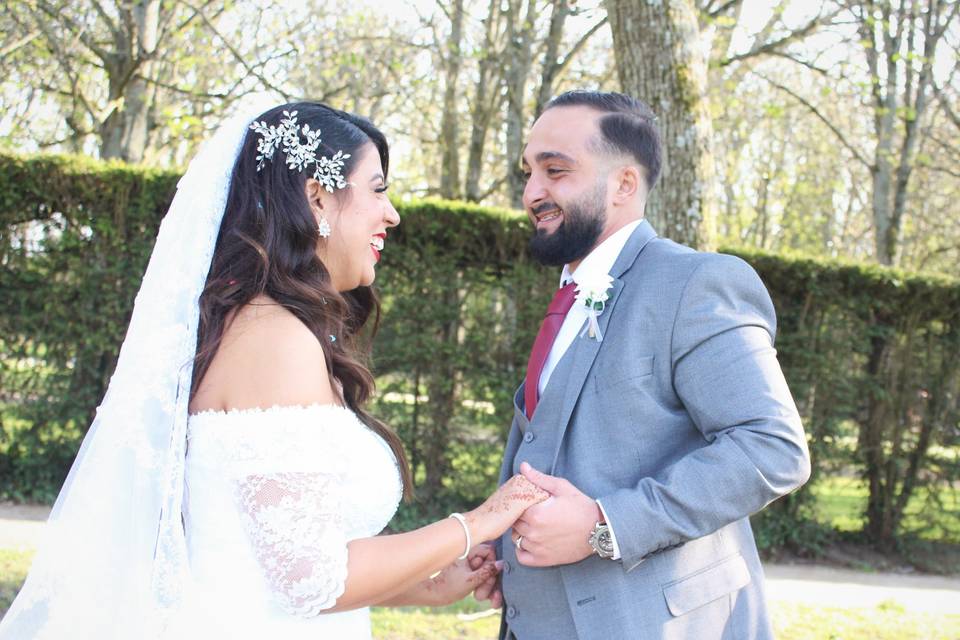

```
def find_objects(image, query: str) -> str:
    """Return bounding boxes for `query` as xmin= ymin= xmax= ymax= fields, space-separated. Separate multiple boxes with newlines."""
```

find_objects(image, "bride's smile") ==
xmin=313 ymin=144 xmax=399 ymax=292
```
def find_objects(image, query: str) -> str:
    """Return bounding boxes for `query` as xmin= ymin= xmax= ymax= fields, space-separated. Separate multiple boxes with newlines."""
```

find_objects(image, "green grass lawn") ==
xmin=3 ymin=548 xmax=958 ymax=639
xmin=771 ymin=601 xmax=960 ymax=640
xmin=371 ymin=604 xmax=960 ymax=640
xmin=0 ymin=549 xmax=31 ymax=616
xmin=812 ymin=476 xmax=960 ymax=542
xmin=372 ymin=603 xmax=501 ymax=639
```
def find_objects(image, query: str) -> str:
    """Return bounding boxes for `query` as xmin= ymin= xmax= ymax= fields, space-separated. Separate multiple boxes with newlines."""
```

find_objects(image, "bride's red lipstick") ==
xmin=371 ymin=232 xmax=386 ymax=262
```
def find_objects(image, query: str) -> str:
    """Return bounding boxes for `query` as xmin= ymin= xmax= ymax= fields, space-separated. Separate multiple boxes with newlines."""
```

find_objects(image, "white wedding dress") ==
xmin=174 ymin=403 xmax=402 ymax=639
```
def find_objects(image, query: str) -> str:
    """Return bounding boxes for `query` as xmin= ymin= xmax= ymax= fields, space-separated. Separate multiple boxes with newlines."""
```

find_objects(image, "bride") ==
xmin=0 ymin=102 xmax=546 ymax=639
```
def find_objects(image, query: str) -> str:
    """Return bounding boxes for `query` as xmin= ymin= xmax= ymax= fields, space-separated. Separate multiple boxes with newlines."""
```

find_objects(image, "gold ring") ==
xmin=515 ymin=535 xmax=524 ymax=552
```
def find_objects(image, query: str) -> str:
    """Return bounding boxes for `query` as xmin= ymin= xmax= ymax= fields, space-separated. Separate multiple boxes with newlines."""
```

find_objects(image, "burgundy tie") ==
xmin=524 ymin=282 xmax=577 ymax=419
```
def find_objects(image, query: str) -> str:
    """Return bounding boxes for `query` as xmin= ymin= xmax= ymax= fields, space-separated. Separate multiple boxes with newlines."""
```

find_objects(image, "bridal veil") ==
xmin=0 ymin=98 xmax=272 ymax=639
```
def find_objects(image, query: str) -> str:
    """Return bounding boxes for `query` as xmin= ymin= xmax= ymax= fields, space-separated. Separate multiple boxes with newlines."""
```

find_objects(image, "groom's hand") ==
xmin=510 ymin=462 xmax=599 ymax=567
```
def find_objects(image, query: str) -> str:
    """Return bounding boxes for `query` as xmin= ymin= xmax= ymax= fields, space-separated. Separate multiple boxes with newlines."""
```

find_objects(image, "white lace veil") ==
xmin=0 ymin=98 xmax=275 ymax=639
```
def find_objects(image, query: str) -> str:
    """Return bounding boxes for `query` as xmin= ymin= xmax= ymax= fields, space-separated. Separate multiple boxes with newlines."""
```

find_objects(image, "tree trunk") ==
xmin=98 ymin=0 xmax=161 ymax=163
xmin=605 ymin=0 xmax=717 ymax=249
xmin=103 ymin=77 xmax=152 ymax=164
xmin=857 ymin=0 xmax=946 ymax=266
xmin=504 ymin=0 xmax=539 ymax=209
xmin=439 ymin=0 xmax=464 ymax=199
xmin=421 ymin=280 xmax=463 ymax=505
xmin=533 ymin=0 xmax=570 ymax=120
xmin=861 ymin=328 xmax=895 ymax=546
xmin=465 ymin=0 xmax=504 ymax=202
xmin=865 ymin=2 xmax=898 ymax=268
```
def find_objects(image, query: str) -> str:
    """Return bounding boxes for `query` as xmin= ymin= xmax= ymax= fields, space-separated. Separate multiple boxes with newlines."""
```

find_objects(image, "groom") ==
xmin=489 ymin=91 xmax=810 ymax=639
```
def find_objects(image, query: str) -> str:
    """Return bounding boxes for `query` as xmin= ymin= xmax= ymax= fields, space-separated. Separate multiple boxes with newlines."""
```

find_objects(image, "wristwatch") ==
xmin=588 ymin=521 xmax=615 ymax=559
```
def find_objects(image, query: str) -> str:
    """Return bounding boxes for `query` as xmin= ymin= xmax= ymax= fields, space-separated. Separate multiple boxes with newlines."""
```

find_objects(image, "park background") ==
xmin=0 ymin=0 xmax=958 ymax=638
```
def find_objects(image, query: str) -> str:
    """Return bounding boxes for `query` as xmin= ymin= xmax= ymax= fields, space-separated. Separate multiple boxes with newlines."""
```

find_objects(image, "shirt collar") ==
xmin=560 ymin=219 xmax=643 ymax=288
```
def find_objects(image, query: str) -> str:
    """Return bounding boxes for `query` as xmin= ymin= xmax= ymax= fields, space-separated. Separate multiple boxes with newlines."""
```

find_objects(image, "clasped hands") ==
xmin=467 ymin=461 xmax=602 ymax=608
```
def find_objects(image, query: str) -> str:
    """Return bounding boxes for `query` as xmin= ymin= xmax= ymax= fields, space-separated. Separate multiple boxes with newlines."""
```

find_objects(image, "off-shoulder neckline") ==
xmin=187 ymin=402 xmax=353 ymax=420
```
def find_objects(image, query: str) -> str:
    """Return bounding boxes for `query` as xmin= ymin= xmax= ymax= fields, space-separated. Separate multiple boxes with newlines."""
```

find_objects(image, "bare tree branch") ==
xmin=933 ymin=0 xmax=959 ymax=39
xmin=555 ymin=15 xmax=608 ymax=78
xmin=477 ymin=175 xmax=508 ymax=201
xmin=132 ymin=73 xmax=230 ymax=99
xmin=765 ymin=49 xmax=833 ymax=77
xmin=938 ymin=92 xmax=960 ymax=132
xmin=33 ymin=0 xmax=112 ymax=63
xmin=718 ymin=5 xmax=840 ymax=67
xmin=88 ymin=0 xmax=124 ymax=49
xmin=753 ymin=69 xmax=871 ymax=168
xmin=0 ymin=30 xmax=40 ymax=61
xmin=703 ymin=0 xmax=742 ymax=19
xmin=924 ymin=164 xmax=960 ymax=179
xmin=165 ymin=0 xmax=221 ymax=40
xmin=180 ymin=0 xmax=291 ymax=100
xmin=917 ymin=242 xmax=960 ymax=271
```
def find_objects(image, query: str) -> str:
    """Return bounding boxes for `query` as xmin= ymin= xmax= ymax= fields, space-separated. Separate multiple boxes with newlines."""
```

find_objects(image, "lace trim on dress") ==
xmin=187 ymin=404 xmax=374 ymax=468
xmin=187 ymin=402 xmax=403 ymax=619
xmin=188 ymin=402 xmax=351 ymax=419
xmin=237 ymin=472 xmax=350 ymax=617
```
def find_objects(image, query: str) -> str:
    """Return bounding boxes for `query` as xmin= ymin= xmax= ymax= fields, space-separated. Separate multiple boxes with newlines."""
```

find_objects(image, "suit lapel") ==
xmin=608 ymin=219 xmax=658 ymax=281
xmin=500 ymin=383 xmax=529 ymax=482
xmin=546 ymin=220 xmax=658 ymax=473
xmin=546 ymin=276 xmax=623 ymax=473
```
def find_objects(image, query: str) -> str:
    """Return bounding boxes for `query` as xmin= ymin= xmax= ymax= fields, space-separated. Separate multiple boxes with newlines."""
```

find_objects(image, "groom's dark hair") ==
xmin=545 ymin=90 xmax=662 ymax=190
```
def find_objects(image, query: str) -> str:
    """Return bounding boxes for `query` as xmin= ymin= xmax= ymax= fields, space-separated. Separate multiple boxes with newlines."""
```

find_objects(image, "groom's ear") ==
xmin=611 ymin=165 xmax=644 ymax=205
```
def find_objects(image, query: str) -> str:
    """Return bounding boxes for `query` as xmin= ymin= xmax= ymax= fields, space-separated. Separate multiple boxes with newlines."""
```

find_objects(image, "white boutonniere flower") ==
xmin=575 ymin=274 xmax=614 ymax=342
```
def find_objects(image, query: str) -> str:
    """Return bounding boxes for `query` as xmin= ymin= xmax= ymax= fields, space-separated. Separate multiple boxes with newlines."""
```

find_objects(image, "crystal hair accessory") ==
xmin=249 ymin=110 xmax=350 ymax=193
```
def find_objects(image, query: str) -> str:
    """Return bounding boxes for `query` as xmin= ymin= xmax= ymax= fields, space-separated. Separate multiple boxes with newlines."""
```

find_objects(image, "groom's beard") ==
xmin=528 ymin=181 xmax=607 ymax=267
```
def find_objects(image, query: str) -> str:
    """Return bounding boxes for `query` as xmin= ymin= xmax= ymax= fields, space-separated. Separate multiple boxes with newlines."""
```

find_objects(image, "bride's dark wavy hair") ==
xmin=191 ymin=101 xmax=412 ymax=499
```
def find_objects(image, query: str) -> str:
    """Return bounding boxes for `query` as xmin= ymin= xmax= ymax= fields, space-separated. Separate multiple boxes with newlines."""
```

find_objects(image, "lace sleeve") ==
xmin=237 ymin=471 xmax=349 ymax=617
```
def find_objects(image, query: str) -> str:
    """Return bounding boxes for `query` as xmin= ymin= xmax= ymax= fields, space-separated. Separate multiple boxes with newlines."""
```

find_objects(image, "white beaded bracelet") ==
xmin=448 ymin=512 xmax=471 ymax=560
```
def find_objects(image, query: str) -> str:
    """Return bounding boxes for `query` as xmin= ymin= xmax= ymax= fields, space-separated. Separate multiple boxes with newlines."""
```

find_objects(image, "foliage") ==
xmin=1 ymin=152 xmax=959 ymax=552
xmin=729 ymin=247 xmax=960 ymax=547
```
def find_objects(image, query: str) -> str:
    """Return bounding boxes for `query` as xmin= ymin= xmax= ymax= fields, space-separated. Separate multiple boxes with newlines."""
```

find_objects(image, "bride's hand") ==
xmin=419 ymin=556 xmax=503 ymax=607
xmin=466 ymin=473 xmax=550 ymax=543
xmin=469 ymin=542 xmax=503 ymax=608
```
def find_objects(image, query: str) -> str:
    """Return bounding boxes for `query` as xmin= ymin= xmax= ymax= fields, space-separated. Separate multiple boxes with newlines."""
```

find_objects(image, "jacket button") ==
xmin=523 ymin=431 xmax=535 ymax=443
xmin=503 ymin=560 xmax=512 ymax=574
xmin=506 ymin=605 xmax=518 ymax=618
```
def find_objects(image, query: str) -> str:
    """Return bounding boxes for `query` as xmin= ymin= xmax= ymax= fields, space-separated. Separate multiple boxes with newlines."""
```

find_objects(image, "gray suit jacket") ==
xmin=498 ymin=220 xmax=810 ymax=640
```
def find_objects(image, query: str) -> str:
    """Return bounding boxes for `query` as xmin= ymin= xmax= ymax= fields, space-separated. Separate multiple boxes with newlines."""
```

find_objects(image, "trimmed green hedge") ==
xmin=2 ymin=153 xmax=958 ymax=549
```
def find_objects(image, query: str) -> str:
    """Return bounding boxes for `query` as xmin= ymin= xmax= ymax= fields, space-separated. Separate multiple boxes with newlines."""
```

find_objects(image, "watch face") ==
xmin=590 ymin=524 xmax=614 ymax=557
xmin=598 ymin=529 xmax=613 ymax=553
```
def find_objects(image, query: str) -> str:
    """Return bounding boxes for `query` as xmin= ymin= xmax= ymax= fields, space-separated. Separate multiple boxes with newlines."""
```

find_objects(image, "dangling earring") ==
xmin=317 ymin=216 xmax=331 ymax=238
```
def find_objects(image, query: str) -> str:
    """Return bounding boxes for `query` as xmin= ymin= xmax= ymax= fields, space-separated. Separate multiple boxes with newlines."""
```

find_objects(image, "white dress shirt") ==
xmin=537 ymin=219 xmax=641 ymax=560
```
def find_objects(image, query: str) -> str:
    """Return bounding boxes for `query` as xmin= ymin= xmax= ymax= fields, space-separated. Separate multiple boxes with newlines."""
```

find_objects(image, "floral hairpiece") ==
xmin=249 ymin=110 xmax=350 ymax=192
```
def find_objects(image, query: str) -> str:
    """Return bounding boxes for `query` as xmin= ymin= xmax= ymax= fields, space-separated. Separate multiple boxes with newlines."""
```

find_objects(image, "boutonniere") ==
xmin=575 ymin=274 xmax=614 ymax=342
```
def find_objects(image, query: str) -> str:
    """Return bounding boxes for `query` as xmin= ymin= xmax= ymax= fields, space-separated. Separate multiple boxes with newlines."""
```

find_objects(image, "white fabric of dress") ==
xmin=176 ymin=403 xmax=402 ymax=639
